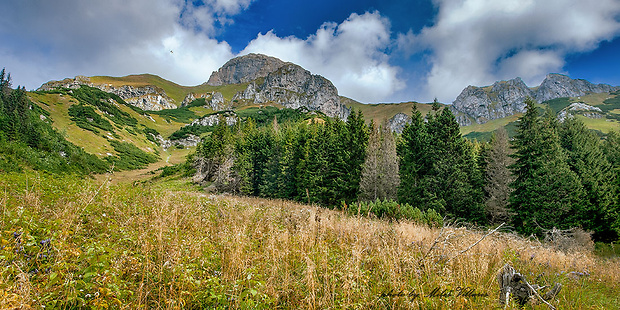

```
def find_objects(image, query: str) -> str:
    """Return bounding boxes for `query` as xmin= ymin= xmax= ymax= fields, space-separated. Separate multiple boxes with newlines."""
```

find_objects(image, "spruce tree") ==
xmin=509 ymin=100 xmax=584 ymax=235
xmin=379 ymin=122 xmax=400 ymax=200
xmin=560 ymin=118 xmax=615 ymax=241
xmin=397 ymin=104 xmax=429 ymax=207
xmin=425 ymin=107 xmax=484 ymax=221
xmin=343 ymin=109 xmax=369 ymax=202
xmin=602 ymin=130 xmax=620 ymax=239
xmin=360 ymin=121 xmax=381 ymax=201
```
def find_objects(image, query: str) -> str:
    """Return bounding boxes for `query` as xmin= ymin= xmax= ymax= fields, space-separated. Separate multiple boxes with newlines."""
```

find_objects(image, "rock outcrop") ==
xmin=189 ymin=113 xmax=238 ymax=127
xmin=231 ymin=63 xmax=350 ymax=119
xmin=535 ymin=74 xmax=619 ymax=103
xmin=557 ymin=102 xmax=604 ymax=122
xmin=207 ymin=53 xmax=286 ymax=86
xmin=451 ymin=74 xmax=619 ymax=126
xmin=452 ymin=78 xmax=532 ymax=125
xmin=160 ymin=134 xmax=201 ymax=150
xmin=37 ymin=76 xmax=91 ymax=90
xmin=111 ymin=88 xmax=176 ymax=111
xmin=38 ymin=76 xmax=177 ymax=111
xmin=181 ymin=92 xmax=226 ymax=110
xmin=388 ymin=113 xmax=412 ymax=134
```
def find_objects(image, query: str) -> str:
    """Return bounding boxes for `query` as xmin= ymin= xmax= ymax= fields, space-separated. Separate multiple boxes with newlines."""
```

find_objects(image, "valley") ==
xmin=2 ymin=53 xmax=620 ymax=309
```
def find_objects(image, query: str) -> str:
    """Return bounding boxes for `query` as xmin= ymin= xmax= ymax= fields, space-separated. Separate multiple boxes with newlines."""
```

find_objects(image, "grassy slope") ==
xmin=343 ymin=97 xmax=436 ymax=124
xmin=32 ymin=74 xmax=620 ymax=161
xmin=1 ymin=172 xmax=618 ymax=309
xmin=27 ymin=92 xmax=190 ymax=165
xmin=90 ymin=74 xmax=250 ymax=103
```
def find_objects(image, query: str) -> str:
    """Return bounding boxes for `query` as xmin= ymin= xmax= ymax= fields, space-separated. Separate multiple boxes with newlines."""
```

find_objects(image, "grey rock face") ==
xmin=189 ymin=114 xmax=238 ymax=127
xmin=37 ymin=76 xmax=91 ymax=90
xmin=181 ymin=92 xmax=227 ymax=111
xmin=388 ymin=113 xmax=412 ymax=134
xmin=232 ymin=63 xmax=350 ymax=119
xmin=452 ymin=78 xmax=532 ymax=125
xmin=161 ymin=134 xmax=201 ymax=151
xmin=38 ymin=76 xmax=177 ymax=111
xmin=451 ymin=74 xmax=618 ymax=126
xmin=558 ymin=102 xmax=604 ymax=122
xmin=535 ymin=74 xmax=620 ymax=103
xmin=450 ymin=108 xmax=474 ymax=127
xmin=207 ymin=53 xmax=286 ymax=86
xmin=92 ymin=84 xmax=177 ymax=111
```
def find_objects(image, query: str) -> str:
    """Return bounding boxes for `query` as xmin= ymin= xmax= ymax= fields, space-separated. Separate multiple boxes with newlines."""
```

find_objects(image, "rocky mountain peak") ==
xmin=534 ymin=73 xmax=619 ymax=103
xmin=207 ymin=53 xmax=287 ymax=86
xmin=451 ymin=74 xmax=619 ymax=126
xmin=232 ymin=62 xmax=350 ymax=119
xmin=452 ymin=77 xmax=533 ymax=125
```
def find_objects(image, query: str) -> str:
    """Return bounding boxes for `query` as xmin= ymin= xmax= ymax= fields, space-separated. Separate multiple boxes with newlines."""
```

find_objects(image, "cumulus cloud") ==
xmin=399 ymin=0 xmax=620 ymax=102
xmin=241 ymin=11 xmax=405 ymax=103
xmin=0 ymin=0 xmax=238 ymax=89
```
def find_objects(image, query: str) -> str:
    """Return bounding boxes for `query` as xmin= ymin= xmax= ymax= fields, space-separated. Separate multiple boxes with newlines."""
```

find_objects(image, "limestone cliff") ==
xmin=207 ymin=53 xmax=286 ymax=86
xmin=452 ymin=78 xmax=532 ymax=125
xmin=535 ymin=73 xmax=619 ymax=102
xmin=231 ymin=62 xmax=350 ymax=119
xmin=388 ymin=113 xmax=412 ymax=134
xmin=181 ymin=92 xmax=227 ymax=111
xmin=451 ymin=74 xmax=619 ymax=126
xmin=38 ymin=76 xmax=177 ymax=111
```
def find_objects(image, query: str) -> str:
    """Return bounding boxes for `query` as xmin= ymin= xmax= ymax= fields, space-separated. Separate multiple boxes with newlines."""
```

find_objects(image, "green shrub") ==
xmin=349 ymin=199 xmax=443 ymax=226
xmin=425 ymin=208 xmax=444 ymax=227
xmin=105 ymin=140 xmax=159 ymax=171
xmin=68 ymin=104 xmax=114 ymax=133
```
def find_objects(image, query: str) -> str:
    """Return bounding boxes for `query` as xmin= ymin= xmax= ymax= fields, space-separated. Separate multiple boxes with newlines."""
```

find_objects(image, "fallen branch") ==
xmin=446 ymin=222 xmax=505 ymax=263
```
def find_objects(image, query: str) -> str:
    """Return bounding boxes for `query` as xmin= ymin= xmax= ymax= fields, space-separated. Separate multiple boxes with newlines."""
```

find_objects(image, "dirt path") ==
xmin=94 ymin=148 xmax=190 ymax=185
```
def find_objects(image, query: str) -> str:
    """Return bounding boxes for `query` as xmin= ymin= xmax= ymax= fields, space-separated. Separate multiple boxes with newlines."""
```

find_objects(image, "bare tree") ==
xmin=359 ymin=121 xmax=400 ymax=201
xmin=484 ymin=127 xmax=514 ymax=223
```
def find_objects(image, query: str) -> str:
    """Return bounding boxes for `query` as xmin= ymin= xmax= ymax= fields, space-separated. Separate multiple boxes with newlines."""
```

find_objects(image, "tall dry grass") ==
xmin=1 ymin=173 xmax=618 ymax=309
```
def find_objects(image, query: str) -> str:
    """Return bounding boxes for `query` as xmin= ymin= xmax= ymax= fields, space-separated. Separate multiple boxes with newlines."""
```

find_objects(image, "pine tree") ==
xmin=484 ymin=127 xmax=514 ymax=224
xmin=560 ymin=118 xmax=615 ymax=241
xmin=343 ymin=109 xmax=369 ymax=202
xmin=602 ymin=130 xmax=620 ymax=240
xmin=509 ymin=100 xmax=584 ymax=235
xmin=397 ymin=104 xmax=430 ymax=207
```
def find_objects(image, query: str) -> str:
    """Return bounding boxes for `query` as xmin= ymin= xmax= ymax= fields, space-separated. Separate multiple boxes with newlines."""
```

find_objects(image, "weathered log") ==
xmin=497 ymin=263 xmax=561 ymax=309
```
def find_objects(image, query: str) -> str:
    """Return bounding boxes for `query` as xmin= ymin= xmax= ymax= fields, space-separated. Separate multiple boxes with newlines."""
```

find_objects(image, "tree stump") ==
xmin=497 ymin=264 xmax=561 ymax=309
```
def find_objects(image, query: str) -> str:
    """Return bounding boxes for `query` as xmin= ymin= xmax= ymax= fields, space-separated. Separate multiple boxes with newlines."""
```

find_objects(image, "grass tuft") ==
xmin=1 ymin=173 xmax=618 ymax=308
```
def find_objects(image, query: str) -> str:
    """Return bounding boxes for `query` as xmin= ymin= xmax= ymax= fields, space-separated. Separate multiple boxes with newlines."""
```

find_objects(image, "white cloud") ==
xmin=399 ymin=0 xmax=620 ymax=102
xmin=208 ymin=0 xmax=254 ymax=15
xmin=241 ymin=12 xmax=405 ymax=103
xmin=0 ymin=0 xmax=238 ymax=89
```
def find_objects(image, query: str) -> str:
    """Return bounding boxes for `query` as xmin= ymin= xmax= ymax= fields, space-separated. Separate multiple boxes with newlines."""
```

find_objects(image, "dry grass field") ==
xmin=1 ymin=173 xmax=619 ymax=309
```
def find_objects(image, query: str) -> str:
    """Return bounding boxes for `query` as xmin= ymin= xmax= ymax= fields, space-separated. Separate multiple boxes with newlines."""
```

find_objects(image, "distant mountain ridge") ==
xmin=451 ymin=74 xmax=620 ymax=126
xmin=38 ymin=53 xmax=350 ymax=119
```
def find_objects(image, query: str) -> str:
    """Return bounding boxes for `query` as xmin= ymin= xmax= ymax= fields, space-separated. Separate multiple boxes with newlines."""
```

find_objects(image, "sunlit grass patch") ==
xmin=1 ymin=173 xmax=618 ymax=309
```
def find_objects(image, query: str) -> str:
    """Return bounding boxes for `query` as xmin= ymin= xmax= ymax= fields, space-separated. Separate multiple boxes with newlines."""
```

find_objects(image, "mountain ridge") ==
xmin=38 ymin=54 xmax=350 ymax=119
xmin=451 ymin=73 xmax=620 ymax=126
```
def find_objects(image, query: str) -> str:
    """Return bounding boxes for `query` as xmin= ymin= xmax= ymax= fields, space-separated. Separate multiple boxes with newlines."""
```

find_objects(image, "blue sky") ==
xmin=1 ymin=0 xmax=619 ymax=103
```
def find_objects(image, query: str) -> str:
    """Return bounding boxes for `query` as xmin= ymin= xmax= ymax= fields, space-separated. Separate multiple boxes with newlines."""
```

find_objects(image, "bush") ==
xmin=105 ymin=140 xmax=159 ymax=171
xmin=349 ymin=199 xmax=443 ymax=226
xmin=68 ymin=104 xmax=114 ymax=133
